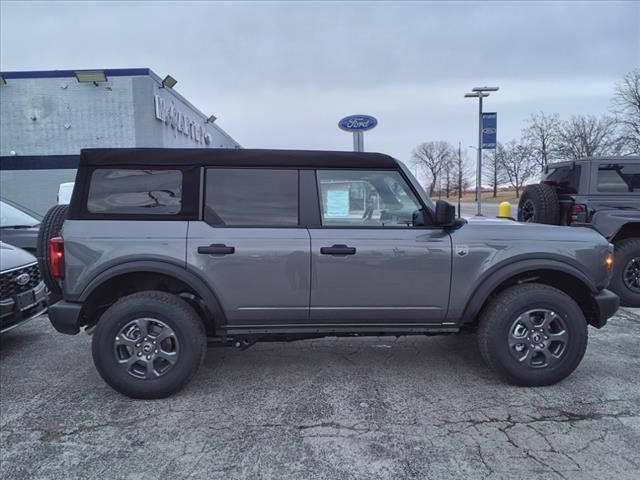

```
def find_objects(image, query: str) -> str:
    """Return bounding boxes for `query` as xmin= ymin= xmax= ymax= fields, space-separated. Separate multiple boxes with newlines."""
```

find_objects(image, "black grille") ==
xmin=0 ymin=264 xmax=41 ymax=299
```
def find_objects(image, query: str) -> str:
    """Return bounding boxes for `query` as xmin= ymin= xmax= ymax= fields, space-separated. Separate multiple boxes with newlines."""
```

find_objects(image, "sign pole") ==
xmin=477 ymin=95 xmax=483 ymax=216
xmin=353 ymin=131 xmax=364 ymax=152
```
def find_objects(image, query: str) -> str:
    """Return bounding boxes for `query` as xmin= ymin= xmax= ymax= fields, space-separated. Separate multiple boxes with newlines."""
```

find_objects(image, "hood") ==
xmin=462 ymin=217 xmax=607 ymax=244
xmin=0 ymin=241 xmax=38 ymax=271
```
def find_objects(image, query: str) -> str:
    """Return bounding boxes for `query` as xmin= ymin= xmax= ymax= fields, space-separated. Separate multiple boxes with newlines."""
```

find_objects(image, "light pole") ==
xmin=464 ymin=86 xmax=499 ymax=216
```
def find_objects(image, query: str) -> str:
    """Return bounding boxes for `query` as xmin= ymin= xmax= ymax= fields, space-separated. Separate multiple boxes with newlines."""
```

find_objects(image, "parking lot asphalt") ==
xmin=1 ymin=309 xmax=639 ymax=480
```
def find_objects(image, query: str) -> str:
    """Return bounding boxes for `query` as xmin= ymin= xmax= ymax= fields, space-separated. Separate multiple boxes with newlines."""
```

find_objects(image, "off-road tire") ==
xmin=609 ymin=238 xmax=640 ymax=308
xmin=92 ymin=291 xmax=207 ymax=399
xmin=517 ymin=184 xmax=560 ymax=225
xmin=36 ymin=204 xmax=68 ymax=295
xmin=478 ymin=283 xmax=588 ymax=386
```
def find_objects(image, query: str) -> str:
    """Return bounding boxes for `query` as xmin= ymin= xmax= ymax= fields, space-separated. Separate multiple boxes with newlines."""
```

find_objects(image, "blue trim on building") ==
xmin=1 ymin=68 xmax=153 ymax=80
xmin=0 ymin=155 xmax=80 ymax=171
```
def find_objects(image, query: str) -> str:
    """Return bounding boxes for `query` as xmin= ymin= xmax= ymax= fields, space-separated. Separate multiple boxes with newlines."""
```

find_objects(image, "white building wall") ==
xmin=0 ymin=70 xmax=240 ymax=215
xmin=0 ymin=76 xmax=137 ymax=156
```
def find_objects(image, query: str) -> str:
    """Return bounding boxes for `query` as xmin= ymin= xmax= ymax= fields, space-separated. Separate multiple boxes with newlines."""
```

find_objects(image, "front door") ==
xmin=309 ymin=169 xmax=452 ymax=325
xmin=187 ymin=168 xmax=310 ymax=326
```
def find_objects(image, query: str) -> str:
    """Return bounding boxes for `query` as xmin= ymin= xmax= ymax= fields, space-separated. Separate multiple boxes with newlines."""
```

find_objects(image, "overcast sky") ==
xmin=1 ymin=1 xmax=638 ymax=165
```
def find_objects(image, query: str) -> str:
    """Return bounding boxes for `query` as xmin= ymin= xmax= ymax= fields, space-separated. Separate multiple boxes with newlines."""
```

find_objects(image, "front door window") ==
xmin=316 ymin=170 xmax=423 ymax=227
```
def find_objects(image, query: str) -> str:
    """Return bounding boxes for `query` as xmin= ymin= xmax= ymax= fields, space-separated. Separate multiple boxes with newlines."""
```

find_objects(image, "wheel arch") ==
xmin=590 ymin=209 xmax=640 ymax=241
xmin=461 ymin=259 xmax=601 ymax=328
xmin=76 ymin=260 xmax=227 ymax=333
xmin=611 ymin=222 xmax=640 ymax=243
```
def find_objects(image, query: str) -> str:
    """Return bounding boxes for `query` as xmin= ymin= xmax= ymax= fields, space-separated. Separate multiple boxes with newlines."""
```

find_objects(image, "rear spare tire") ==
xmin=36 ymin=204 xmax=68 ymax=295
xmin=517 ymin=184 xmax=560 ymax=225
xmin=609 ymin=238 xmax=640 ymax=308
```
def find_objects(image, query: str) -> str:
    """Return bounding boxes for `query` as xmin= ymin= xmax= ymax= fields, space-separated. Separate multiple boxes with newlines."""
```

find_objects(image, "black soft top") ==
xmin=80 ymin=148 xmax=400 ymax=169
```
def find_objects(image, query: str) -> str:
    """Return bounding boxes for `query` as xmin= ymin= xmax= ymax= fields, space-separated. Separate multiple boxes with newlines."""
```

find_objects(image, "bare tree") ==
xmin=612 ymin=69 xmax=640 ymax=153
xmin=412 ymin=141 xmax=454 ymax=196
xmin=557 ymin=114 xmax=621 ymax=159
xmin=453 ymin=147 xmax=473 ymax=196
xmin=441 ymin=156 xmax=457 ymax=198
xmin=497 ymin=141 xmax=537 ymax=198
xmin=522 ymin=112 xmax=562 ymax=169
xmin=483 ymin=149 xmax=507 ymax=197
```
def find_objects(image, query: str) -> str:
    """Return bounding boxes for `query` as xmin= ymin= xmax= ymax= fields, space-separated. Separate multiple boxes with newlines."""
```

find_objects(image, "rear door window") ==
xmin=204 ymin=168 xmax=299 ymax=226
xmin=87 ymin=169 xmax=183 ymax=214
xmin=597 ymin=163 xmax=640 ymax=193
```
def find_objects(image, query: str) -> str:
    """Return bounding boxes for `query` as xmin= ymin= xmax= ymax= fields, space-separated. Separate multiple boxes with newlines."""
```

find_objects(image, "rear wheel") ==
xmin=609 ymin=238 xmax=640 ymax=307
xmin=92 ymin=291 xmax=206 ymax=399
xmin=478 ymin=283 xmax=588 ymax=386
xmin=517 ymin=184 xmax=560 ymax=225
xmin=36 ymin=205 xmax=68 ymax=296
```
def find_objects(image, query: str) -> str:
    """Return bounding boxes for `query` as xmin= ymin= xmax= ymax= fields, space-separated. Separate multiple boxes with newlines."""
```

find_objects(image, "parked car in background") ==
xmin=57 ymin=182 xmax=74 ymax=205
xmin=518 ymin=157 xmax=640 ymax=307
xmin=0 ymin=242 xmax=48 ymax=333
xmin=0 ymin=198 xmax=41 ymax=254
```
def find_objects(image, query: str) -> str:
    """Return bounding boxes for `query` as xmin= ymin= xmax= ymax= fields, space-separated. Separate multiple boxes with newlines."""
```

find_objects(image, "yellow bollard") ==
xmin=498 ymin=201 xmax=512 ymax=219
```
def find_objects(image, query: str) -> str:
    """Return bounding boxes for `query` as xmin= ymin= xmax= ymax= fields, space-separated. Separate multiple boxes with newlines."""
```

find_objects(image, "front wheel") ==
xmin=92 ymin=291 xmax=206 ymax=399
xmin=478 ymin=283 xmax=588 ymax=386
xmin=609 ymin=238 xmax=640 ymax=308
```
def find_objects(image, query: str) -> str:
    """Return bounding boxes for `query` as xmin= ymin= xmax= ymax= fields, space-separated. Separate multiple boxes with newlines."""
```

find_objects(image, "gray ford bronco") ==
xmin=42 ymin=148 xmax=619 ymax=399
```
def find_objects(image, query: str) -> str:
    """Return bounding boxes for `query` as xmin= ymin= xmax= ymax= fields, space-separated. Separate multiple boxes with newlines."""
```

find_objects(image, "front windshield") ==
xmin=0 ymin=200 xmax=40 ymax=228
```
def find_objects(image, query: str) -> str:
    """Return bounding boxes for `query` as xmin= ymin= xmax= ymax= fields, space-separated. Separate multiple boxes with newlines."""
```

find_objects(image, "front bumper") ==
xmin=0 ymin=281 xmax=48 ymax=333
xmin=590 ymin=289 xmax=619 ymax=329
xmin=48 ymin=300 xmax=83 ymax=335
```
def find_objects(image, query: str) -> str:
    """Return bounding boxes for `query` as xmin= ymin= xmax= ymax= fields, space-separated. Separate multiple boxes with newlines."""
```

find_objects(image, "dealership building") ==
xmin=0 ymin=68 xmax=240 ymax=214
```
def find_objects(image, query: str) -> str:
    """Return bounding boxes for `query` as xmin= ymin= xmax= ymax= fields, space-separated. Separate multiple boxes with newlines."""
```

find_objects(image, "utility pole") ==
xmin=464 ymin=86 xmax=499 ymax=216
xmin=458 ymin=141 xmax=462 ymax=218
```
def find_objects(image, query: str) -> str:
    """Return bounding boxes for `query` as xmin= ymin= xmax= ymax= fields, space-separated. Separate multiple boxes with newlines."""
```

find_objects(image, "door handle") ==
xmin=320 ymin=244 xmax=356 ymax=255
xmin=197 ymin=244 xmax=235 ymax=255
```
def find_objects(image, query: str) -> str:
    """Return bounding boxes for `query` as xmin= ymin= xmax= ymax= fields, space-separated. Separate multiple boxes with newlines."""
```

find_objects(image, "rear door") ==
xmin=308 ymin=169 xmax=452 ymax=325
xmin=187 ymin=168 xmax=310 ymax=326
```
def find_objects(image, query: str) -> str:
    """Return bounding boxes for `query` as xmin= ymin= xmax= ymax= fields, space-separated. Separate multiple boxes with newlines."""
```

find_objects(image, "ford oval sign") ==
xmin=338 ymin=115 xmax=378 ymax=132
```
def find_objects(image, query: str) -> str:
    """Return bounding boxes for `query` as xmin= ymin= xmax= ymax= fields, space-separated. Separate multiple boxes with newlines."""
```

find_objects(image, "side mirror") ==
xmin=412 ymin=209 xmax=426 ymax=227
xmin=435 ymin=200 xmax=456 ymax=227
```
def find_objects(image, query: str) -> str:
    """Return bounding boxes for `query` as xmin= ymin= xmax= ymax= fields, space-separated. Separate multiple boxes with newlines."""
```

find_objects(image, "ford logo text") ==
xmin=338 ymin=115 xmax=378 ymax=132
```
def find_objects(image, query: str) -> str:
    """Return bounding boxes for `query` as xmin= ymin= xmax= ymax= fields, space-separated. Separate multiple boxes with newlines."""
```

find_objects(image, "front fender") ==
xmin=589 ymin=210 xmax=640 ymax=240
xmin=459 ymin=258 xmax=597 ymax=325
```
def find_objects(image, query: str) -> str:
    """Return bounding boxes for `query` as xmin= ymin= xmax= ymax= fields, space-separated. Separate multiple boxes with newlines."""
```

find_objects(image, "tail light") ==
xmin=50 ymin=237 xmax=65 ymax=280
xmin=570 ymin=204 xmax=587 ymax=223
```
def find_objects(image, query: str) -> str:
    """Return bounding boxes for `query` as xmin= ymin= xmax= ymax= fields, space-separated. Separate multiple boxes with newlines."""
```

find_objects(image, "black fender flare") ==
xmin=460 ymin=258 xmax=597 ymax=324
xmin=75 ymin=260 xmax=227 ymax=325
xmin=589 ymin=210 xmax=640 ymax=240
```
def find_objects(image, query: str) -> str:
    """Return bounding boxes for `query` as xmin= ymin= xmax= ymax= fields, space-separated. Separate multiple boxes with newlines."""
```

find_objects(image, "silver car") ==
xmin=0 ymin=242 xmax=47 ymax=333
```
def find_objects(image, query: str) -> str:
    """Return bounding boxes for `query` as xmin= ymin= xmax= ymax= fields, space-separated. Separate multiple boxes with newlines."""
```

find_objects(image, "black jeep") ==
xmin=518 ymin=157 xmax=639 ymax=307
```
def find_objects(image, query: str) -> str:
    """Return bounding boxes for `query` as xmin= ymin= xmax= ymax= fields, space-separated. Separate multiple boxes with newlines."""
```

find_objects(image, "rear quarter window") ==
xmin=87 ymin=169 xmax=183 ymax=215
xmin=544 ymin=165 xmax=581 ymax=194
